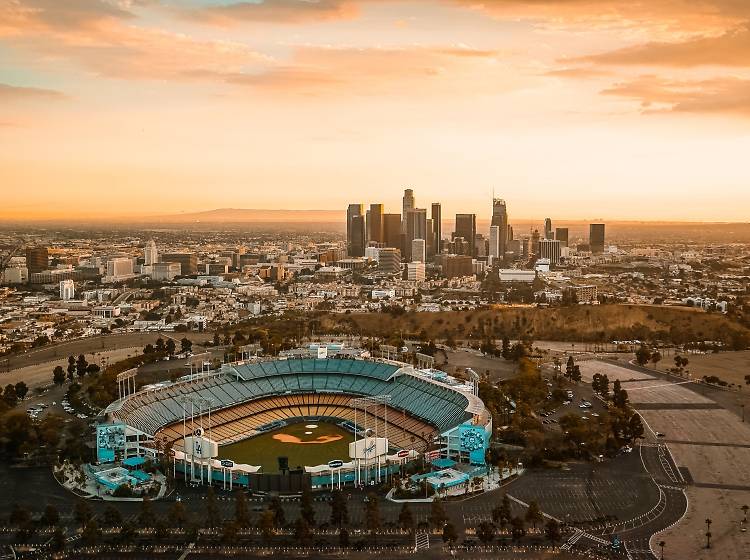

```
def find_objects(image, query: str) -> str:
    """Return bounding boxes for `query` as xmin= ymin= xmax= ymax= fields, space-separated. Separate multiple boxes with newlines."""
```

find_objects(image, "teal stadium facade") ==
xmin=101 ymin=358 xmax=491 ymax=489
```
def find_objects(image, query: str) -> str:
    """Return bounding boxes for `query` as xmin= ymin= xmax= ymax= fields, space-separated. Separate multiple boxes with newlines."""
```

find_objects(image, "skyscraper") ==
xmin=431 ymin=202 xmax=442 ymax=254
xmin=405 ymin=208 xmax=427 ymax=261
xmin=454 ymin=214 xmax=477 ymax=257
xmin=383 ymin=213 xmax=402 ymax=249
xmin=144 ymin=239 xmax=159 ymax=266
xmin=531 ymin=229 xmax=541 ymax=256
xmin=425 ymin=218 xmax=434 ymax=258
xmin=544 ymin=218 xmax=553 ymax=240
xmin=402 ymin=188 xmax=415 ymax=233
xmin=491 ymin=199 xmax=508 ymax=256
xmin=589 ymin=223 xmax=606 ymax=254
xmin=346 ymin=204 xmax=365 ymax=257
xmin=411 ymin=239 xmax=426 ymax=263
xmin=489 ymin=225 xmax=500 ymax=260
xmin=539 ymin=239 xmax=561 ymax=265
xmin=368 ymin=203 xmax=384 ymax=245
xmin=555 ymin=227 xmax=569 ymax=248
xmin=25 ymin=246 xmax=48 ymax=274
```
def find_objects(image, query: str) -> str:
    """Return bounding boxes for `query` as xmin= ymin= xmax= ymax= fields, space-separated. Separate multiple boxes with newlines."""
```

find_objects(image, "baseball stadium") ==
xmin=100 ymin=355 xmax=491 ymax=490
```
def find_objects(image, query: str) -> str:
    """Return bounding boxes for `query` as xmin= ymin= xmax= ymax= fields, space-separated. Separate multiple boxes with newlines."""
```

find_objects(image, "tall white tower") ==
xmin=144 ymin=239 xmax=159 ymax=266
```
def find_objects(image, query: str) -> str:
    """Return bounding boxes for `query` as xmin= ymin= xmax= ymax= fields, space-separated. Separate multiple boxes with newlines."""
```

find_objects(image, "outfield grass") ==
xmin=217 ymin=421 xmax=354 ymax=472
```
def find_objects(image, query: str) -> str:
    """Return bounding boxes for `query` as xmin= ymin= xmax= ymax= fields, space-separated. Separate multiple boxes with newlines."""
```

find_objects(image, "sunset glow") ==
xmin=2 ymin=0 xmax=750 ymax=221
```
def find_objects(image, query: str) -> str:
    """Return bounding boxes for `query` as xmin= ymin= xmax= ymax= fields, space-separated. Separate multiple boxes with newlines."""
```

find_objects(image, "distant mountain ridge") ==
xmin=151 ymin=208 xmax=342 ymax=223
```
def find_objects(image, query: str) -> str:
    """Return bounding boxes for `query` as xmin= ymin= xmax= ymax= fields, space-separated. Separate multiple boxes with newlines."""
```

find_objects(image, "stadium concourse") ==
xmin=100 ymin=357 xmax=492 ymax=489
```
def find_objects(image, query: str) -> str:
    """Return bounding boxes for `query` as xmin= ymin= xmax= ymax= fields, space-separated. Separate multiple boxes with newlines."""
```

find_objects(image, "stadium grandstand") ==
xmin=102 ymin=357 xmax=491 ymax=488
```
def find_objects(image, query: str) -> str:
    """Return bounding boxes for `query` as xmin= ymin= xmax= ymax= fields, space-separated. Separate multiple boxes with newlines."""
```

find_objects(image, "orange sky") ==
xmin=2 ymin=0 xmax=750 ymax=222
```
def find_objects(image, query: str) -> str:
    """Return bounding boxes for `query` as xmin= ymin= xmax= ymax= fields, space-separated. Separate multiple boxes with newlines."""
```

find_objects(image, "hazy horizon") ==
xmin=3 ymin=1 xmax=750 ymax=221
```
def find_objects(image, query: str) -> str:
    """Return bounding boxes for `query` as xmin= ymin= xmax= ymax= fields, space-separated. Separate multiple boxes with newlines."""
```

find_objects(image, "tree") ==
xmin=221 ymin=521 xmax=238 ymax=544
xmin=566 ymin=356 xmax=575 ymax=378
xmin=510 ymin=516 xmax=526 ymax=542
xmin=155 ymin=338 xmax=165 ymax=353
xmin=234 ymin=489 xmax=250 ymax=527
xmin=180 ymin=338 xmax=193 ymax=353
xmin=259 ymin=510 xmax=275 ymax=543
xmin=294 ymin=517 xmax=313 ymax=546
xmin=14 ymin=382 xmax=28 ymax=401
xmin=300 ymin=483 xmax=315 ymax=526
xmin=705 ymin=518 xmax=712 ymax=548
xmin=658 ymin=540 xmax=666 ymax=559
xmin=476 ymin=521 xmax=495 ymax=544
xmin=169 ymin=500 xmax=189 ymax=528
xmin=3 ymin=384 xmax=17 ymax=407
xmin=138 ymin=497 xmax=155 ymax=527
xmin=81 ymin=519 xmax=101 ymax=545
xmin=103 ymin=505 xmax=122 ymax=527
xmin=741 ymin=504 xmax=749 ymax=524
xmin=398 ymin=502 xmax=414 ymax=531
xmin=205 ymin=486 xmax=220 ymax=528
xmin=86 ymin=363 xmax=100 ymax=375
xmin=270 ymin=495 xmax=286 ymax=526
xmin=213 ymin=332 xmax=221 ymax=346
xmin=143 ymin=343 xmax=155 ymax=354
xmin=492 ymin=494 xmax=512 ymax=530
xmin=338 ymin=527 xmax=350 ymax=548
xmin=502 ymin=336 xmax=511 ymax=360
xmin=330 ymin=490 xmax=348 ymax=527
xmin=67 ymin=356 xmax=76 ymax=380
xmin=9 ymin=503 xmax=31 ymax=527
xmin=650 ymin=351 xmax=662 ymax=369
xmin=40 ymin=504 xmax=59 ymax=526
xmin=635 ymin=345 xmax=651 ymax=366
xmin=628 ymin=414 xmax=645 ymax=441
xmin=51 ymin=527 xmax=66 ymax=551
xmin=166 ymin=339 xmax=176 ymax=356
xmin=365 ymin=493 xmax=381 ymax=534
xmin=76 ymin=354 xmax=88 ymax=378
xmin=544 ymin=518 xmax=560 ymax=543
xmin=525 ymin=500 xmax=543 ymax=530
xmin=429 ymin=497 xmax=446 ymax=529
xmin=74 ymin=499 xmax=94 ymax=526
xmin=442 ymin=522 xmax=458 ymax=546
xmin=571 ymin=365 xmax=582 ymax=382
xmin=53 ymin=365 xmax=66 ymax=386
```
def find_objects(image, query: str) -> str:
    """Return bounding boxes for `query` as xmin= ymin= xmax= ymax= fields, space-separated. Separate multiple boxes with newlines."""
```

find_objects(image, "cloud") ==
xmin=0 ymin=0 xmax=136 ymax=36
xmin=450 ymin=0 xmax=750 ymax=33
xmin=182 ymin=0 xmax=359 ymax=25
xmin=0 ymin=82 xmax=65 ymax=100
xmin=215 ymin=44 xmax=503 ymax=94
xmin=576 ymin=23 xmax=750 ymax=67
xmin=545 ymin=67 xmax=612 ymax=79
xmin=601 ymin=74 xmax=750 ymax=116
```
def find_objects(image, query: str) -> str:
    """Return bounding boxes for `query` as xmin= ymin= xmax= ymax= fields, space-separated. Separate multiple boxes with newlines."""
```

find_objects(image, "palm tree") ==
xmin=658 ymin=540 xmax=665 ymax=559
xmin=705 ymin=518 xmax=712 ymax=548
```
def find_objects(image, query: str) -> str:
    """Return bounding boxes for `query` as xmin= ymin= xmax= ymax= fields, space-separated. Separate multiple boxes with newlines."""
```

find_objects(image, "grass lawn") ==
xmin=218 ymin=421 xmax=354 ymax=472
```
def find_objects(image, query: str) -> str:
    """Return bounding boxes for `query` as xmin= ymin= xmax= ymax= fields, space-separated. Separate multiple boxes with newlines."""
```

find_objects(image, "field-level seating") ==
xmin=110 ymin=359 xmax=477 ymax=443
xmin=156 ymin=392 xmax=434 ymax=454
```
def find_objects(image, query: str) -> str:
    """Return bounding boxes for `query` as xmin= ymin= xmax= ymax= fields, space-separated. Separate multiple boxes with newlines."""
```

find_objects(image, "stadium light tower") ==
xmin=350 ymin=395 xmax=391 ymax=486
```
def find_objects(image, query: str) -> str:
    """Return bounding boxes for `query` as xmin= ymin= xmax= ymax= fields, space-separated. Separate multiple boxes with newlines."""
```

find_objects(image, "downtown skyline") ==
xmin=2 ymin=0 xmax=750 ymax=221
